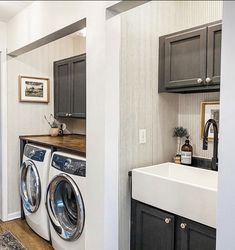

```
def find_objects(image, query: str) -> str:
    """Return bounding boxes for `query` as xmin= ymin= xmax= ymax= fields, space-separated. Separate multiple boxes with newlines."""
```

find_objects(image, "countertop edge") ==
xmin=19 ymin=134 xmax=86 ymax=156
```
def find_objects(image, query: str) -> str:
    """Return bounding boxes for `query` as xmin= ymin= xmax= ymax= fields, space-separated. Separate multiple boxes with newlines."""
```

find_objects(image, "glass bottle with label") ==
xmin=181 ymin=136 xmax=193 ymax=165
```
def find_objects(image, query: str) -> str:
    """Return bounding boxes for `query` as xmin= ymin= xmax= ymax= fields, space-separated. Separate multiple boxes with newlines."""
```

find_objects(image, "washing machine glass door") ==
xmin=46 ymin=173 xmax=85 ymax=241
xmin=20 ymin=160 xmax=41 ymax=213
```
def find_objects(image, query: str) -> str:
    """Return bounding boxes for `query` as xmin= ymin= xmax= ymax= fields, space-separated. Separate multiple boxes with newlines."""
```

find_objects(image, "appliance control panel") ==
xmin=24 ymin=144 xmax=46 ymax=162
xmin=52 ymin=154 xmax=86 ymax=177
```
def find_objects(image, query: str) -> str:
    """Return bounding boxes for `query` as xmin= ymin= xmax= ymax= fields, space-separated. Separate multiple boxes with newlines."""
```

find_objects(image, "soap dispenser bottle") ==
xmin=181 ymin=136 xmax=193 ymax=165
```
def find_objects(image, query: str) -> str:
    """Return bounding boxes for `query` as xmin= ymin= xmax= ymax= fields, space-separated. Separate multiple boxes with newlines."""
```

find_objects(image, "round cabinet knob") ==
xmin=180 ymin=223 xmax=187 ymax=229
xmin=205 ymin=77 xmax=212 ymax=83
xmin=69 ymin=113 xmax=72 ymax=117
xmin=66 ymin=113 xmax=69 ymax=116
xmin=197 ymin=78 xmax=203 ymax=84
xmin=165 ymin=218 xmax=171 ymax=224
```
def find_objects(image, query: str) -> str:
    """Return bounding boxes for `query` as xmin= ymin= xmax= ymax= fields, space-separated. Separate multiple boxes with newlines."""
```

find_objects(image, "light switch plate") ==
xmin=139 ymin=129 xmax=146 ymax=144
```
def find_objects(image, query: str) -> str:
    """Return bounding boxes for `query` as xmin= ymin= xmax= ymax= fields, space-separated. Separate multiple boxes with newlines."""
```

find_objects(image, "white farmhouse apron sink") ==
xmin=132 ymin=162 xmax=218 ymax=228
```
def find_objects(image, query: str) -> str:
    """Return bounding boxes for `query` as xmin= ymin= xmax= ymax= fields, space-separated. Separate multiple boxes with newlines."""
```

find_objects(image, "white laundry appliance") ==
xmin=46 ymin=152 xmax=86 ymax=250
xmin=20 ymin=143 xmax=51 ymax=241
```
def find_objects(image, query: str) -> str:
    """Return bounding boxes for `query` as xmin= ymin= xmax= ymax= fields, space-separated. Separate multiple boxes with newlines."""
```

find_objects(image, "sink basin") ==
xmin=132 ymin=162 xmax=218 ymax=228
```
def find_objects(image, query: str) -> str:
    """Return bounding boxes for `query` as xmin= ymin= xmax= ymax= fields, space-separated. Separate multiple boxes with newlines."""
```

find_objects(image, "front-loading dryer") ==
xmin=20 ymin=143 xmax=51 ymax=241
xmin=46 ymin=152 xmax=86 ymax=250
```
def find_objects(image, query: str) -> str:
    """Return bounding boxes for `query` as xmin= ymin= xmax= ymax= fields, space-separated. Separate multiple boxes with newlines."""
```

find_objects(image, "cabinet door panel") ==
xmin=207 ymin=23 xmax=222 ymax=85
xmin=132 ymin=200 xmax=175 ymax=250
xmin=164 ymin=27 xmax=207 ymax=89
xmin=179 ymin=218 xmax=216 ymax=250
xmin=54 ymin=61 xmax=71 ymax=117
xmin=70 ymin=54 xmax=86 ymax=118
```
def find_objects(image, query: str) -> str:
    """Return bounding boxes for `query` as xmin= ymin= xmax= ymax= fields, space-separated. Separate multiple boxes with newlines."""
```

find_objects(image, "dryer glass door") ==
xmin=20 ymin=160 xmax=41 ymax=213
xmin=46 ymin=173 xmax=85 ymax=241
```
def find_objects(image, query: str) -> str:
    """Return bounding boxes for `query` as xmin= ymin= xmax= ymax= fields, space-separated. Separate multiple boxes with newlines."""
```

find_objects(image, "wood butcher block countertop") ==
xmin=19 ymin=134 xmax=86 ymax=156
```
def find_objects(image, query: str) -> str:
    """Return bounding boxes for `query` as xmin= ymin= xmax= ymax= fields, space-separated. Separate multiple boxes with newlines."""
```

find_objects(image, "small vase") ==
xmin=49 ymin=128 xmax=59 ymax=137
xmin=177 ymin=137 xmax=182 ymax=155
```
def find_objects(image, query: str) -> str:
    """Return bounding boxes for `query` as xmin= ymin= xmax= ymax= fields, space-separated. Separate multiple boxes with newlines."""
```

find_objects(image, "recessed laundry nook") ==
xmin=1 ymin=1 xmax=235 ymax=250
xmin=15 ymin=20 xmax=88 ymax=249
xmin=19 ymin=134 xmax=86 ymax=249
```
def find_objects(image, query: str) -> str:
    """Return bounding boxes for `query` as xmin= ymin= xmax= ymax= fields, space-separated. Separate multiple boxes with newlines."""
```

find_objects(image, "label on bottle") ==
xmin=181 ymin=151 xmax=192 ymax=165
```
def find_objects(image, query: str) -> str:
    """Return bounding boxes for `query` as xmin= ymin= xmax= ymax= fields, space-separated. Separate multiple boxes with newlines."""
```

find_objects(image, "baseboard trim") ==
xmin=7 ymin=211 xmax=21 ymax=221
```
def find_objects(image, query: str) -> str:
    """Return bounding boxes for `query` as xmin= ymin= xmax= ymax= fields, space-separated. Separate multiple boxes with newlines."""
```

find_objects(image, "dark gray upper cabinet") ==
xmin=54 ymin=60 xmax=71 ymax=117
xmin=159 ymin=21 xmax=222 ymax=93
xmin=207 ymin=23 xmax=222 ymax=85
xmin=164 ymin=27 xmax=207 ymax=89
xmin=54 ymin=54 xmax=86 ymax=118
xmin=131 ymin=199 xmax=216 ymax=250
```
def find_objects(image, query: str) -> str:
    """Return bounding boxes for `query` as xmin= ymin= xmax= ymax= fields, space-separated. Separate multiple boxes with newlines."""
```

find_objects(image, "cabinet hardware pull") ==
xmin=66 ymin=113 xmax=69 ymax=116
xmin=197 ymin=78 xmax=203 ymax=84
xmin=180 ymin=223 xmax=187 ymax=229
xmin=69 ymin=114 xmax=72 ymax=117
xmin=205 ymin=77 xmax=212 ymax=83
xmin=165 ymin=218 xmax=171 ymax=224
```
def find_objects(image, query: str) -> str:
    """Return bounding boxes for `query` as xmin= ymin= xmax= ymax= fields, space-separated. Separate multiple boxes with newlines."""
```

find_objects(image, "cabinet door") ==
xmin=131 ymin=200 xmax=175 ymax=250
xmin=70 ymin=54 xmax=86 ymax=118
xmin=207 ymin=23 xmax=222 ymax=85
xmin=178 ymin=217 xmax=216 ymax=250
xmin=164 ymin=27 xmax=207 ymax=89
xmin=54 ymin=60 xmax=71 ymax=117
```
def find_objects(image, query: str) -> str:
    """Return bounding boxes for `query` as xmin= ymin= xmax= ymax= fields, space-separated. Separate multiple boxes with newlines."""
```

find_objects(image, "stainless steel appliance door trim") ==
xmin=20 ymin=160 xmax=41 ymax=213
xmin=46 ymin=173 xmax=85 ymax=241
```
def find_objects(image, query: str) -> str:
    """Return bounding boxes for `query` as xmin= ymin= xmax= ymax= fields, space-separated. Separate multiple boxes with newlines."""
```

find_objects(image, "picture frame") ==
xmin=200 ymin=101 xmax=220 ymax=140
xmin=19 ymin=75 xmax=50 ymax=103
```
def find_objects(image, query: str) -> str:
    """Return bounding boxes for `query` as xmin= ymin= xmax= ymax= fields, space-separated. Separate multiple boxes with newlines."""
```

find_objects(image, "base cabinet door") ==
xmin=131 ymin=200 xmax=216 ymax=250
xmin=178 ymin=218 xmax=216 ymax=250
xmin=131 ymin=200 xmax=175 ymax=250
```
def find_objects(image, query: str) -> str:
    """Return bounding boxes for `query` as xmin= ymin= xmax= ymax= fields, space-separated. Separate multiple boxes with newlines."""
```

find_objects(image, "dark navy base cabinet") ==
xmin=131 ymin=199 xmax=216 ymax=250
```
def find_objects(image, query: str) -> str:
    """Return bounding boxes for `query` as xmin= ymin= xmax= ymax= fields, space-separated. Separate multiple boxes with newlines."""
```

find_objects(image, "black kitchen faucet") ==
xmin=202 ymin=119 xmax=219 ymax=171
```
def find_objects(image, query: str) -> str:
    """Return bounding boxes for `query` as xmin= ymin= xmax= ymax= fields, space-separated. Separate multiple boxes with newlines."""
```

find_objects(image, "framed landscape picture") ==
xmin=19 ymin=75 xmax=50 ymax=103
xmin=200 ymin=101 xmax=220 ymax=140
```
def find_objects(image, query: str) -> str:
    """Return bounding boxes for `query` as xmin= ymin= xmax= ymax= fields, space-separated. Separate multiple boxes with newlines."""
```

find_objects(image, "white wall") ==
xmin=104 ymin=15 xmax=120 ymax=250
xmin=0 ymin=21 xmax=7 ymax=220
xmin=119 ymin=1 xmax=222 ymax=249
xmin=7 ymin=35 xmax=85 ymax=216
xmin=120 ymin=3 xmax=178 ymax=250
xmin=217 ymin=1 xmax=235 ymax=249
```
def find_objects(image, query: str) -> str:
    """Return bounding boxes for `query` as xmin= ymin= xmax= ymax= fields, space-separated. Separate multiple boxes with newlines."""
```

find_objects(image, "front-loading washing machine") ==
xmin=20 ymin=143 xmax=51 ymax=241
xmin=46 ymin=152 xmax=86 ymax=250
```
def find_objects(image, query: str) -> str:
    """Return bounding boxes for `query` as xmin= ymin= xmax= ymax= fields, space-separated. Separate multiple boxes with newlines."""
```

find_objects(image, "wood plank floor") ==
xmin=0 ymin=219 xmax=53 ymax=250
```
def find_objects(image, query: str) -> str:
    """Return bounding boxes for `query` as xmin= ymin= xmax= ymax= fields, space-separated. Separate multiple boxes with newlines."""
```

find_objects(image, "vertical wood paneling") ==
xmin=119 ymin=1 xmax=222 ymax=250
xmin=7 ymin=35 xmax=86 ymax=214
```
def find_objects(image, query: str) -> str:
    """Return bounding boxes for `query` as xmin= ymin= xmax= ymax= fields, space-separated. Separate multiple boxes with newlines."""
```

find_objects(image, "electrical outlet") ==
xmin=139 ymin=129 xmax=146 ymax=144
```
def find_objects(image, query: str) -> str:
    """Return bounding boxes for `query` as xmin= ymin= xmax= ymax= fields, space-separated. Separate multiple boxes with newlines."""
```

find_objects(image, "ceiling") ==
xmin=0 ymin=1 xmax=32 ymax=22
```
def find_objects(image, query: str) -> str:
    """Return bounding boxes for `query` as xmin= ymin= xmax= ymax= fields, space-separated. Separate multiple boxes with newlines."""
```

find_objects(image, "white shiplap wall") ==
xmin=119 ymin=1 xmax=222 ymax=249
xmin=7 ymin=35 xmax=86 ymax=214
